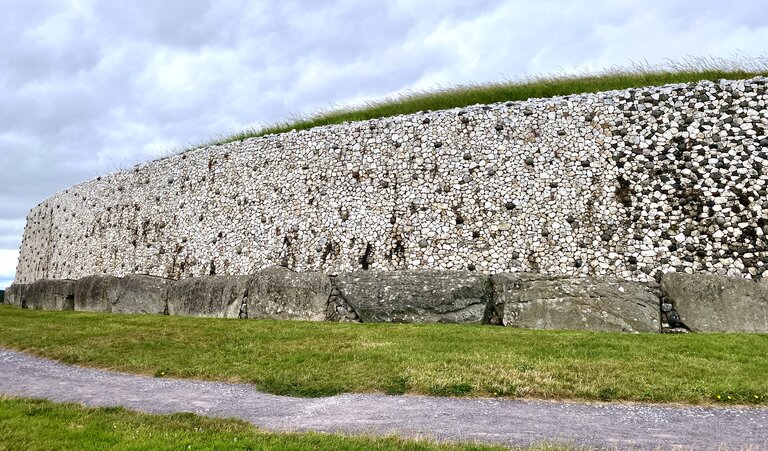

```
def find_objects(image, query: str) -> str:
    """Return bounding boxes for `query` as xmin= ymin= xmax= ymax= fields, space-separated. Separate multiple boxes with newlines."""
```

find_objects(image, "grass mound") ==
xmin=197 ymin=55 xmax=768 ymax=149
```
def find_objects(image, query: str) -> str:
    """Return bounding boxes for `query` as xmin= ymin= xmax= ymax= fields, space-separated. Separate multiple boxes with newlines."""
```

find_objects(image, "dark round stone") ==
xmin=463 ymin=153 xmax=472 ymax=160
xmin=472 ymin=230 xmax=481 ymax=238
xmin=667 ymin=310 xmax=683 ymax=328
xmin=525 ymin=157 xmax=535 ymax=166
xmin=467 ymin=263 xmax=476 ymax=271
xmin=505 ymin=201 xmax=516 ymax=210
xmin=715 ymin=216 xmax=726 ymax=227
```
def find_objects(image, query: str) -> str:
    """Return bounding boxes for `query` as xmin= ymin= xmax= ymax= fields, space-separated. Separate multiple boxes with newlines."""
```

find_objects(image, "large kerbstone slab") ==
xmin=334 ymin=270 xmax=492 ymax=323
xmin=660 ymin=273 xmax=768 ymax=333
xmin=5 ymin=284 xmax=30 ymax=307
xmin=167 ymin=275 xmax=251 ymax=318
xmin=247 ymin=266 xmax=332 ymax=321
xmin=494 ymin=273 xmax=660 ymax=333
xmin=74 ymin=275 xmax=172 ymax=314
xmin=26 ymin=279 xmax=76 ymax=311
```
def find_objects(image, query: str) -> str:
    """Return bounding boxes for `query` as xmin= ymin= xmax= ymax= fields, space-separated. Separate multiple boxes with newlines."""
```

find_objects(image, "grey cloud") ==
xmin=0 ymin=220 xmax=24 ymax=249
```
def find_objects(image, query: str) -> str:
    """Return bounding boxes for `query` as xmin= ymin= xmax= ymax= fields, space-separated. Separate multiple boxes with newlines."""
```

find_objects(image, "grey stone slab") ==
xmin=26 ymin=279 xmax=76 ymax=311
xmin=166 ymin=275 xmax=250 ymax=318
xmin=247 ymin=266 xmax=331 ymax=321
xmin=661 ymin=272 xmax=768 ymax=333
xmin=4 ymin=284 xmax=30 ymax=307
xmin=334 ymin=270 xmax=492 ymax=323
xmin=495 ymin=273 xmax=660 ymax=333
xmin=73 ymin=275 xmax=120 ymax=312
xmin=74 ymin=275 xmax=172 ymax=314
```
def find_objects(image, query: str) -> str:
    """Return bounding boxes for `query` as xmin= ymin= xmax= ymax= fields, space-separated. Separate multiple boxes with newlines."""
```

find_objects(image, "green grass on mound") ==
xmin=1 ymin=306 xmax=767 ymax=405
xmin=0 ymin=397 xmax=506 ymax=451
xmin=199 ymin=56 xmax=768 ymax=148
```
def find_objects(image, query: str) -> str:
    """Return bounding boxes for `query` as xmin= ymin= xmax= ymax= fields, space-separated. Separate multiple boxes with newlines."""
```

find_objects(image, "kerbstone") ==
xmin=167 ymin=275 xmax=251 ymax=318
xmin=334 ymin=270 xmax=492 ymax=323
xmin=660 ymin=273 xmax=768 ymax=333
xmin=26 ymin=279 xmax=76 ymax=311
xmin=494 ymin=273 xmax=660 ymax=333
xmin=5 ymin=284 xmax=30 ymax=307
xmin=247 ymin=266 xmax=331 ymax=321
xmin=74 ymin=274 xmax=172 ymax=314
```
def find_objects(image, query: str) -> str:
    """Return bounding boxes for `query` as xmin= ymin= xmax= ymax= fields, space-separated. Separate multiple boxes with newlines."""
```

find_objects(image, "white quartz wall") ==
xmin=14 ymin=77 xmax=768 ymax=284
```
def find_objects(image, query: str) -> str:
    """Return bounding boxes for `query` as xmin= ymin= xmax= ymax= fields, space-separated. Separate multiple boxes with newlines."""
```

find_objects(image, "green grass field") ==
xmin=1 ymin=306 xmax=767 ymax=405
xmin=0 ymin=397 xmax=506 ymax=450
xmin=194 ymin=56 xmax=768 ymax=149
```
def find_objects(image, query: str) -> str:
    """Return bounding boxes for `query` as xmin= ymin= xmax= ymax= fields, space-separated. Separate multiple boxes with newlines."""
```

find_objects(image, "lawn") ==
xmin=199 ymin=56 xmax=768 ymax=148
xmin=0 ymin=397 xmax=505 ymax=450
xmin=1 ymin=306 xmax=767 ymax=405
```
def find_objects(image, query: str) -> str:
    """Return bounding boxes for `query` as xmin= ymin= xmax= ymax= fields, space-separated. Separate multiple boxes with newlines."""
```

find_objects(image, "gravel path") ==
xmin=1 ymin=349 xmax=766 ymax=449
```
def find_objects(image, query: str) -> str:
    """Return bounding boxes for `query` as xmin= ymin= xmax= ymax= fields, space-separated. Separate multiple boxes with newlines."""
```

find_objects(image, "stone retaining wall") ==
xmin=13 ymin=77 xmax=768 ymax=284
xmin=7 ymin=270 xmax=768 ymax=333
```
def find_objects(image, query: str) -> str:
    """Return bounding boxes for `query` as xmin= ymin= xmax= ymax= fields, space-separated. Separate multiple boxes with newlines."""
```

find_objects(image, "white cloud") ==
xmin=0 ymin=250 xmax=19 ymax=288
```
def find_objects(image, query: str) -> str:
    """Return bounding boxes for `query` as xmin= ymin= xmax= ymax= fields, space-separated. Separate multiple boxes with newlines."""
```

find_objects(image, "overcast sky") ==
xmin=2 ymin=0 xmax=767 ymax=289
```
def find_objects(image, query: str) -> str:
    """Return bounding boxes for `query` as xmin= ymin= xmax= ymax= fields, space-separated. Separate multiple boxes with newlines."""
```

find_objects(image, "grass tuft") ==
xmin=180 ymin=55 xmax=768 ymax=153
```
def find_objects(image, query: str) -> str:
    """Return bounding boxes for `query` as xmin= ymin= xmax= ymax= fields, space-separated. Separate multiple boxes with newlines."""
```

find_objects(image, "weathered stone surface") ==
xmin=5 ymin=284 xmax=29 ymax=307
xmin=74 ymin=275 xmax=172 ymax=314
xmin=166 ymin=275 xmax=251 ymax=318
xmin=247 ymin=266 xmax=331 ymax=321
xmin=74 ymin=275 xmax=118 ymax=312
xmin=26 ymin=279 xmax=76 ymax=311
xmin=494 ymin=273 xmax=660 ymax=333
xmin=661 ymin=273 xmax=768 ymax=333
xmin=334 ymin=270 xmax=492 ymax=323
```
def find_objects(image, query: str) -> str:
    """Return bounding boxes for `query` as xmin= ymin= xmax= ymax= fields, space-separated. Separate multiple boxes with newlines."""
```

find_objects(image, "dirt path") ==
xmin=1 ymin=349 xmax=766 ymax=449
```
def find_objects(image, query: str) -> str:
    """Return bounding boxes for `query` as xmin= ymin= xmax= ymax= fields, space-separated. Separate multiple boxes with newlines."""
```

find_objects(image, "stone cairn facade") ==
xmin=8 ymin=77 xmax=768 ymax=333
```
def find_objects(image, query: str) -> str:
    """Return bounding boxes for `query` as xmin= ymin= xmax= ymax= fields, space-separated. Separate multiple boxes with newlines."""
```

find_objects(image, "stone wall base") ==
xmin=5 ymin=269 xmax=768 ymax=333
